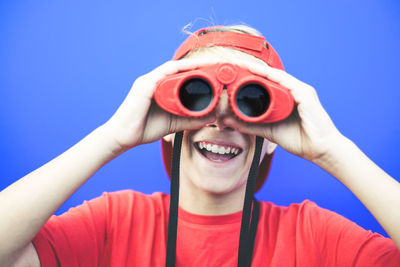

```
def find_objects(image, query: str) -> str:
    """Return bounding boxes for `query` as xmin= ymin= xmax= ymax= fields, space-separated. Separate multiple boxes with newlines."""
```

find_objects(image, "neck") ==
xmin=178 ymin=176 xmax=247 ymax=216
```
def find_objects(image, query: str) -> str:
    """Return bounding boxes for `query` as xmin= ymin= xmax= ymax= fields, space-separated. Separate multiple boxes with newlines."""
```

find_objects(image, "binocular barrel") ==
xmin=154 ymin=64 xmax=294 ymax=124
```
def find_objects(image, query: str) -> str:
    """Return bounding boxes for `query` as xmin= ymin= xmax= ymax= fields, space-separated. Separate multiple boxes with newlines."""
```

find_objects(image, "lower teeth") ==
xmin=201 ymin=149 xmax=236 ymax=161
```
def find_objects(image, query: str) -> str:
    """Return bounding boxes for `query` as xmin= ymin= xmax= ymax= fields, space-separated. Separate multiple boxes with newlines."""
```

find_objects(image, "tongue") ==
xmin=203 ymin=150 xmax=234 ymax=162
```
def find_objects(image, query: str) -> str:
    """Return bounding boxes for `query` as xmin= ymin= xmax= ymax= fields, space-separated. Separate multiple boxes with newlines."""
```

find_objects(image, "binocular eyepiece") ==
xmin=179 ymin=77 xmax=270 ymax=117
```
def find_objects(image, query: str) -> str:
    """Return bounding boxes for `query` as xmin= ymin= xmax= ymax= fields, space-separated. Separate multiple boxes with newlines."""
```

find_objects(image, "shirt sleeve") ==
xmin=32 ymin=192 xmax=110 ymax=267
xmin=302 ymin=200 xmax=400 ymax=267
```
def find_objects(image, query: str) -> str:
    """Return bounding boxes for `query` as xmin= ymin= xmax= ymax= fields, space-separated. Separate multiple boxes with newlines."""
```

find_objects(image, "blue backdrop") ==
xmin=1 ymin=1 xmax=399 ymax=238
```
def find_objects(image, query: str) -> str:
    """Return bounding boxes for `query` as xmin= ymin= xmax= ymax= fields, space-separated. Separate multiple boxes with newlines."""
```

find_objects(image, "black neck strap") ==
xmin=165 ymin=131 xmax=183 ymax=267
xmin=238 ymin=136 xmax=263 ymax=267
xmin=166 ymin=132 xmax=263 ymax=267
xmin=246 ymin=198 xmax=260 ymax=267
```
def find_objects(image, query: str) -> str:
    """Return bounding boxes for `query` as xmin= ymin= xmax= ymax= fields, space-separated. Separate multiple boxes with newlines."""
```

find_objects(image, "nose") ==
xmin=207 ymin=89 xmax=235 ymax=131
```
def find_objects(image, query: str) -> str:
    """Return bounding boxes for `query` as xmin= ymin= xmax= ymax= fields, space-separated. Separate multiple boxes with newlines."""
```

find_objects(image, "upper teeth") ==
xmin=198 ymin=141 xmax=240 ymax=155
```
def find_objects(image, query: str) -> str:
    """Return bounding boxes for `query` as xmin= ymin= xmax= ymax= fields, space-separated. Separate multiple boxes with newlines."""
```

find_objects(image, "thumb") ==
xmin=168 ymin=114 xmax=216 ymax=134
xmin=223 ymin=116 xmax=275 ymax=141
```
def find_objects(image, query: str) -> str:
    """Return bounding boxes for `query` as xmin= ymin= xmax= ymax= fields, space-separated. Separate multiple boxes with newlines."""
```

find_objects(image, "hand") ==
xmin=223 ymin=59 xmax=343 ymax=162
xmin=102 ymin=58 xmax=221 ymax=152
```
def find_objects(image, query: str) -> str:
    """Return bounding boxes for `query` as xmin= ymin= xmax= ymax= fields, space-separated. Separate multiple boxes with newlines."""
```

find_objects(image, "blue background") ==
xmin=1 ymin=1 xmax=399 ymax=238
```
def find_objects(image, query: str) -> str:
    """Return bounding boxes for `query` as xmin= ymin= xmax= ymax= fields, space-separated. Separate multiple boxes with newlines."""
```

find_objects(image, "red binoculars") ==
xmin=154 ymin=63 xmax=294 ymax=123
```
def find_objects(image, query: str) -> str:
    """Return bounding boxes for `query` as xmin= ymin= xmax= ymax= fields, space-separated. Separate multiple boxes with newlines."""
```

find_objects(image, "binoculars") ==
xmin=154 ymin=63 xmax=294 ymax=123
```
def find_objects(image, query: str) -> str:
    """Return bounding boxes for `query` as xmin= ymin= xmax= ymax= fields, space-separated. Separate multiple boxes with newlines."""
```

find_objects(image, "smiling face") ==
xmin=179 ymin=94 xmax=265 ymax=195
xmin=163 ymin=48 xmax=276 ymax=212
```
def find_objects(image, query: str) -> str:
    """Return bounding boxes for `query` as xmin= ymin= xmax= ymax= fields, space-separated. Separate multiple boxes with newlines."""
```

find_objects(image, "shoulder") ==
xmin=96 ymin=190 xmax=170 ymax=218
xmin=259 ymin=199 xmax=400 ymax=265
xmin=99 ymin=189 xmax=169 ymax=204
xmin=259 ymin=199 xmax=323 ymax=219
xmin=257 ymin=199 xmax=362 ymax=243
xmin=259 ymin=199 xmax=365 ymax=232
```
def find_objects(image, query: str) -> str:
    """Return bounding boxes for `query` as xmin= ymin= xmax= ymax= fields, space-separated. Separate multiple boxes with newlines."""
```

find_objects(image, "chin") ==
xmin=190 ymin=172 xmax=247 ymax=196
xmin=179 ymin=130 xmax=252 ymax=196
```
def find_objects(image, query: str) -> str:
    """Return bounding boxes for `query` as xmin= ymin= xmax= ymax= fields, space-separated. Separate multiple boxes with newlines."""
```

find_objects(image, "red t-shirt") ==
xmin=32 ymin=190 xmax=400 ymax=266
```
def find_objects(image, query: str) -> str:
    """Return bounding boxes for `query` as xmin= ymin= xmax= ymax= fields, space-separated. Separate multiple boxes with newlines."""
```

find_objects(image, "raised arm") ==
xmin=0 ymin=125 xmax=121 ymax=267
xmin=0 ymin=58 xmax=219 ymax=266
xmin=223 ymin=58 xmax=400 ymax=250
xmin=313 ymin=130 xmax=400 ymax=249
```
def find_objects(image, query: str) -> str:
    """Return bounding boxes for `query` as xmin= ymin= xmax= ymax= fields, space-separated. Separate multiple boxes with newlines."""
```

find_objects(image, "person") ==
xmin=1 ymin=25 xmax=399 ymax=267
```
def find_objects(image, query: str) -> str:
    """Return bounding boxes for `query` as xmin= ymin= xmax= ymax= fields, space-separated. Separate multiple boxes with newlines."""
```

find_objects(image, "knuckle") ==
xmin=168 ymin=115 xmax=177 ymax=133
xmin=304 ymin=84 xmax=315 ymax=93
xmin=161 ymin=60 xmax=175 ymax=70
xmin=134 ymin=75 xmax=147 ymax=86
xmin=304 ymin=84 xmax=318 ymax=98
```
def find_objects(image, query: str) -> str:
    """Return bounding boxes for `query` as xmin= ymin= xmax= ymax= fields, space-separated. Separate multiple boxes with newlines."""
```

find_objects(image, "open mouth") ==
xmin=194 ymin=141 xmax=243 ymax=162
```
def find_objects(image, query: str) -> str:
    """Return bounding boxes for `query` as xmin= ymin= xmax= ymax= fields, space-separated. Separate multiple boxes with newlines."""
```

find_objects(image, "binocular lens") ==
xmin=235 ymin=84 xmax=270 ymax=117
xmin=179 ymin=78 xmax=213 ymax=112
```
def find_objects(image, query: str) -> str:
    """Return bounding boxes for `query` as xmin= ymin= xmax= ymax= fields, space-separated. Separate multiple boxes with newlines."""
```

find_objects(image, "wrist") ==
xmin=311 ymin=134 xmax=355 ymax=174
xmin=92 ymin=124 xmax=128 ymax=159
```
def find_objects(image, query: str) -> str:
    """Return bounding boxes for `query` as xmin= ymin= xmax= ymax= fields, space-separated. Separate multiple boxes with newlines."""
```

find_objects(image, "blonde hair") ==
xmin=181 ymin=25 xmax=268 ymax=66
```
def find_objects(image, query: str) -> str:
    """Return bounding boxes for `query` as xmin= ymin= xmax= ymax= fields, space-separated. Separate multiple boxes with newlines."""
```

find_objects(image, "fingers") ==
xmin=222 ymin=116 xmax=274 ymax=141
xmin=131 ymin=57 xmax=225 ymax=100
xmin=140 ymin=105 xmax=217 ymax=144
xmin=169 ymin=113 xmax=217 ymax=134
xmin=222 ymin=58 xmax=321 ymax=106
xmin=150 ymin=57 xmax=224 ymax=79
